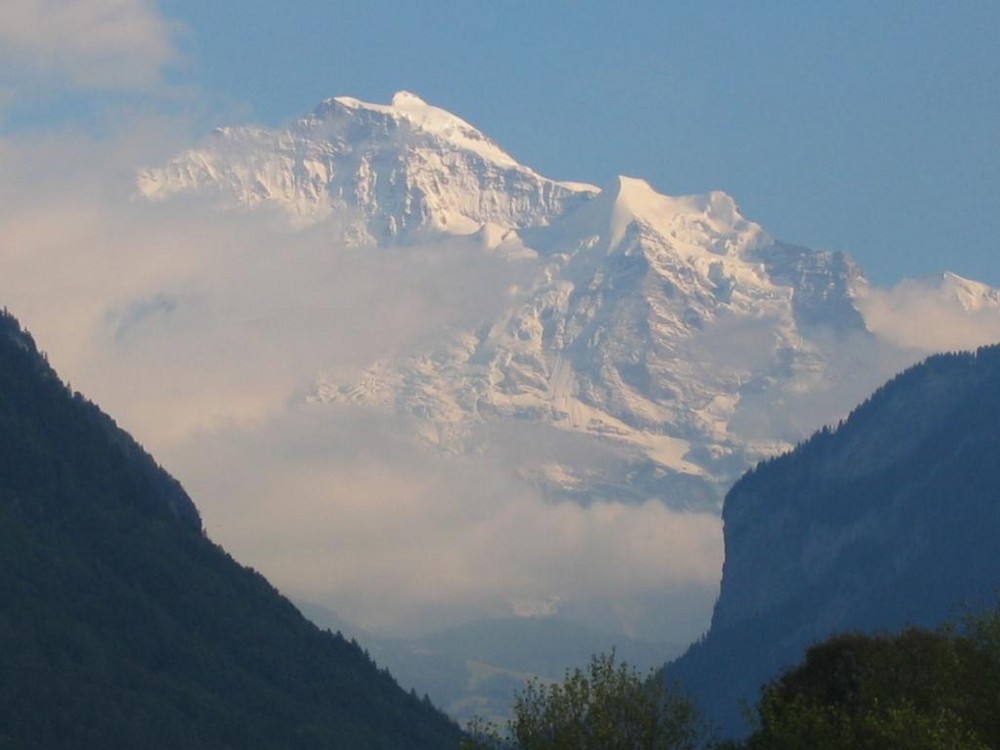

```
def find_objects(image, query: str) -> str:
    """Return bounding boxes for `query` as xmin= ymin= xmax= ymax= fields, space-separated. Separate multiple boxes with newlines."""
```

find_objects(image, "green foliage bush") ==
xmin=462 ymin=651 xmax=705 ymax=750
xmin=742 ymin=609 xmax=1000 ymax=750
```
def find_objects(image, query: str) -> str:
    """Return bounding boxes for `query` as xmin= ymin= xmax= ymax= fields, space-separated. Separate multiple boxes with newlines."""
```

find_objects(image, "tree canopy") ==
xmin=462 ymin=651 xmax=705 ymax=750
xmin=741 ymin=608 xmax=1000 ymax=750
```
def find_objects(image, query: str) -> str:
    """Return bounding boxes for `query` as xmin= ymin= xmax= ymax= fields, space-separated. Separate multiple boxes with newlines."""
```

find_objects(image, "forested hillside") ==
xmin=0 ymin=310 xmax=461 ymax=749
xmin=666 ymin=344 xmax=1000 ymax=738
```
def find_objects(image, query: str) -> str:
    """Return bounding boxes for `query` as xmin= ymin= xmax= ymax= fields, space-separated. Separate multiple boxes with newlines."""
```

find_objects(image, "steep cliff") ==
xmin=665 ymin=344 xmax=1000 ymax=737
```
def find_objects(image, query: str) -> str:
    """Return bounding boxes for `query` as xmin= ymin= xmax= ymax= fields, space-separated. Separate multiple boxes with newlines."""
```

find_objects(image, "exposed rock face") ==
xmin=665 ymin=344 xmax=1000 ymax=737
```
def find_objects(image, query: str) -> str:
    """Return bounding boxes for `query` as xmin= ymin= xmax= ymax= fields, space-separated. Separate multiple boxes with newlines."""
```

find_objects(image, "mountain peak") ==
xmin=592 ymin=176 xmax=759 ymax=254
xmin=391 ymin=89 xmax=428 ymax=107
xmin=940 ymin=270 xmax=982 ymax=287
xmin=602 ymin=175 xmax=672 ymax=245
xmin=936 ymin=271 xmax=1000 ymax=311
xmin=605 ymin=177 xmax=744 ymax=225
xmin=140 ymin=91 xmax=598 ymax=241
xmin=611 ymin=175 xmax=660 ymax=206
xmin=326 ymin=90 xmax=520 ymax=169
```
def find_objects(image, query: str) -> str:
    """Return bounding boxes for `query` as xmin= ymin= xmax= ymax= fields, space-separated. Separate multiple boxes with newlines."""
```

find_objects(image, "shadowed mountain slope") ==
xmin=0 ymin=310 xmax=461 ymax=749
xmin=665 ymin=343 xmax=1000 ymax=738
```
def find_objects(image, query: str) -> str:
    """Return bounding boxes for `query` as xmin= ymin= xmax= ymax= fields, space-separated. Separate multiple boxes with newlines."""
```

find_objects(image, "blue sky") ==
xmin=4 ymin=0 xmax=991 ymax=285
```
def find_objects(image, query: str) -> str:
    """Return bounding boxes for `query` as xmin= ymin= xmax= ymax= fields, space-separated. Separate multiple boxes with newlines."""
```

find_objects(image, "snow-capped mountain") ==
xmin=896 ymin=271 xmax=1000 ymax=312
xmin=139 ymin=91 xmax=594 ymax=243
xmin=312 ymin=174 xmax=878 ymax=507
xmin=139 ymin=92 xmax=1000 ymax=510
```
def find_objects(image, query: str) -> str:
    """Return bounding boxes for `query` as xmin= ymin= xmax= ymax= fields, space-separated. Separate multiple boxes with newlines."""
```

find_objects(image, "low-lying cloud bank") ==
xmin=168 ymin=405 xmax=723 ymax=639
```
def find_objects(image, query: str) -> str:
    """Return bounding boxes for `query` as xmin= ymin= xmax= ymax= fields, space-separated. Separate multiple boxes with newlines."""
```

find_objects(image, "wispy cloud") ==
xmin=859 ymin=280 xmax=1000 ymax=353
xmin=0 ymin=0 xmax=179 ymax=91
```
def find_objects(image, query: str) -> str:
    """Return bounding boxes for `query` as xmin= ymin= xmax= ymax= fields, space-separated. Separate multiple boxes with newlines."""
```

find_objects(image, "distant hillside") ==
xmin=0 ymin=310 xmax=461 ymax=749
xmin=300 ymin=603 xmax=684 ymax=725
xmin=665 ymin=343 xmax=1000 ymax=738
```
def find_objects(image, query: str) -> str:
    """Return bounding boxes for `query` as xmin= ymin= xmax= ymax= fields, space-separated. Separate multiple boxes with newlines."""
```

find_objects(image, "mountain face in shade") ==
xmin=664 ymin=344 xmax=1000 ymax=738
xmin=0 ymin=311 xmax=461 ymax=748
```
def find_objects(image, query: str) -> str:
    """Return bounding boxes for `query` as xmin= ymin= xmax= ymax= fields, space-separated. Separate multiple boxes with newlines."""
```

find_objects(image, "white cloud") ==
xmin=0 ymin=0 xmax=178 ymax=90
xmin=858 ymin=280 xmax=1000 ymax=353
xmin=166 ymin=405 xmax=723 ymax=641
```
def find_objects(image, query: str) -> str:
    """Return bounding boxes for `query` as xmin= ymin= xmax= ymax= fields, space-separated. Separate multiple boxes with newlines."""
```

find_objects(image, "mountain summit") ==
xmin=330 ymin=90 xmax=522 ymax=169
xmin=138 ymin=90 xmax=594 ymax=242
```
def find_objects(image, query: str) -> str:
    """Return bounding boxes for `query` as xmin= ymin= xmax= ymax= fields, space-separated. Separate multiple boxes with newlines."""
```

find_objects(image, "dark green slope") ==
xmin=0 ymin=311 xmax=461 ymax=749
xmin=665 ymin=344 xmax=1000 ymax=739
